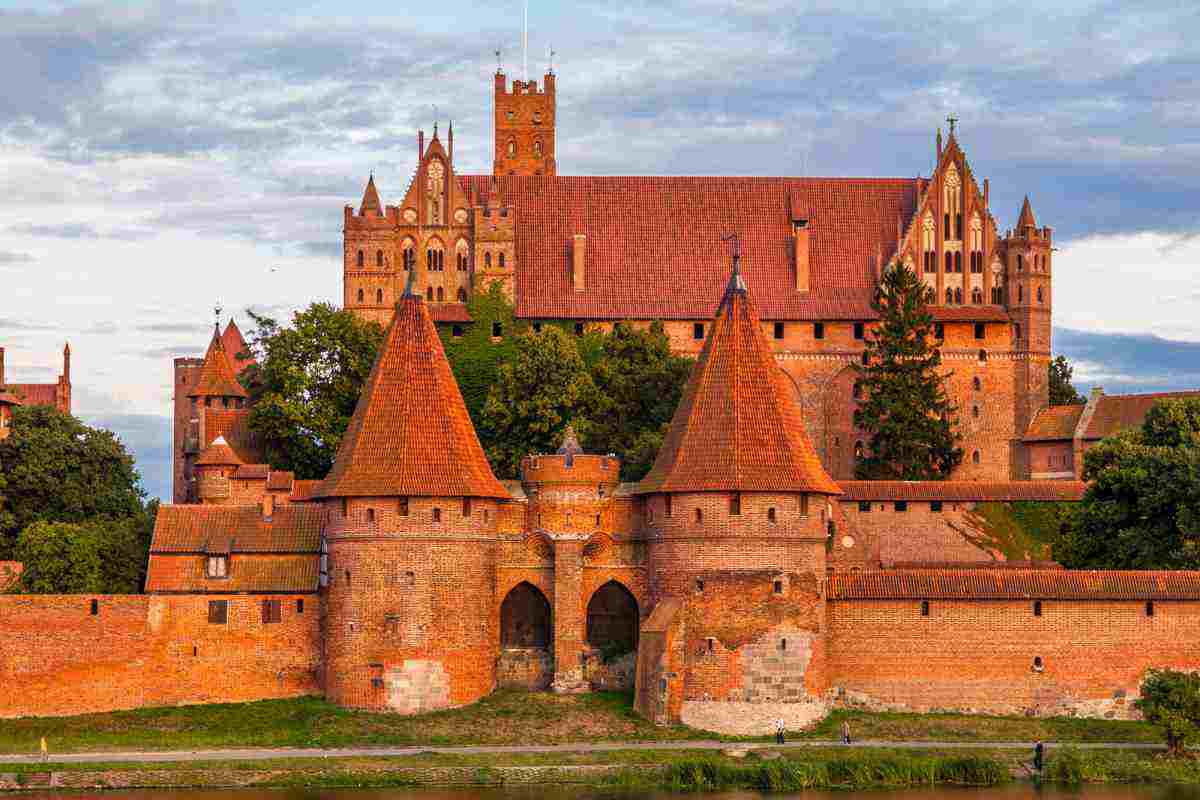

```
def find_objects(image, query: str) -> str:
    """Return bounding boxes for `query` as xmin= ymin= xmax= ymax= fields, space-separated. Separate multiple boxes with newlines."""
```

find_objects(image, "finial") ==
xmin=946 ymin=115 xmax=957 ymax=136
xmin=214 ymin=303 xmax=223 ymax=331
xmin=720 ymin=233 xmax=746 ymax=297
xmin=495 ymin=48 xmax=502 ymax=72
xmin=549 ymin=45 xmax=556 ymax=74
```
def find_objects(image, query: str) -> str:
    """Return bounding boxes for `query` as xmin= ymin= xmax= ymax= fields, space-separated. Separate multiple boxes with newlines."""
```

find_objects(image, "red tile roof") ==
xmin=290 ymin=479 xmax=323 ymax=502
xmin=204 ymin=408 xmax=263 ymax=464
xmin=461 ymin=175 xmax=921 ymax=321
xmin=145 ymin=553 xmax=318 ymax=593
xmin=635 ymin=263 xmax=841 ymax=495
xmin=150 ymin=504 xmax=323 ymax=553
xmin=267 ymin=470 xmax=295 ymax=491
xmin=1084 ymin=391 xmax=1200 ymax=440
xmin=1017 ymin=195 xmax=1037 ymax=229
xmin=829 ymin=569 xmax=1200 ymax=600
xmin=195 ymin=436 xmax=242 ymax=466
xmin=234 ymin=463 xmax=269 ymax=479
xmin=429 ymin=303 xmax=472 ymax=323
xmin=837 ymin=480 xmax=1086 ymax=502
xmin=1024 ymin=405 xmax=1084 ymax=441
xmin=189 ymin=324 xmax=248 ymax=399
xmin=0 ymin=392 xmax=21 ymax=406
xmin=359 ymin=174 xmax=383 ymax=217
xmin=221 ymin=319 xmax=255 ymax=375
xmin=316 ymin=293 xmax=509 ymax=499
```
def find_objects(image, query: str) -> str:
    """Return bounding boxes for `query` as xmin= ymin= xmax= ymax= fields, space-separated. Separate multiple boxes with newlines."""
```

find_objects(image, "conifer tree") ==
xmin=853 ymin=261 xmax=963 ymax=479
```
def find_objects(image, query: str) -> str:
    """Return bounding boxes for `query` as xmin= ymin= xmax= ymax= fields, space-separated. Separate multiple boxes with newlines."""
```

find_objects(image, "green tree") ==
xmin=12 ymin=511 xmax=153 ymax=594
xmin=1135 ymin=669 xmax=1200 ymax=755
xmin=853 ymin=262 xmax=962 ymax=479
xmin=0 ymin=405 xmax=145 ymax=558
xmin=586 ymin=322 xmax=692 ymax=481
xmin=481 ymin=326 xmax=599 ymax=477
xmin=440 ymin=281 xmax=524 ymax=426
xmin=244 ymin=303 xmax=385 ymax=479
xmin=1054 ymin=397 xmax=1200 ymax=569
xmin=1049 ymin=355 xmax=1084 ymax=406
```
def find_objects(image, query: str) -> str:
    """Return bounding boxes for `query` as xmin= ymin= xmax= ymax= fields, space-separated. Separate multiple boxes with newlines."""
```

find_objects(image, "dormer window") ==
xmin=206 ymin=555 xmax=228 ymax=579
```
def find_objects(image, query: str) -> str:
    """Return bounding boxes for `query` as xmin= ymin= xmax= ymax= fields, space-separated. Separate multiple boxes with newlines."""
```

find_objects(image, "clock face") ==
xmin=841 ymin=535 xmax=855 ymax=549
xmin=454 ymin=208 xmax=468 ymax=224
xmin=403 ymin=208 xmax=417 ymax=223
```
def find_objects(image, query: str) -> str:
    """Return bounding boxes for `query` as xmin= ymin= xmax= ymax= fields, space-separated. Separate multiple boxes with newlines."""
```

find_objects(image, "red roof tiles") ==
xmin=829 ymin=569 xmax=1200 ymax=600
xmin=266 ymin=470 xmax=295 ymax=491
xmin=204 ymin=408 xmax=263 ymax=464
xmin=221 ymin=319 xmax=255 ymax=375
xmin=150 ymin=504 xmax=323 ymax=553
xmin=359 ymin=174 xmax=383 ymax=217
xmin=315 ymin=293 xmax=509 ymax=499
xmin=145 ymin=553 xmax=318 ymax=594
xmin=189 ymin=324 xmax=248 ymax=399
xmin=429 ymin=303 xmax=472 ymax=323
xmin=1084 ymin=391 xmax=1200 ymax=441
xmin=195 ymin=436 xmax=242 ymax=467
xmin=1024 ymin=405 xmax=1085 ymax=441
xmin=1017 ymin=195 xmax=1037 ymax=229
xmin=635 ymin=263 xmax=841 ymax=496
xmin=290 ymin=479 xmax=322 ymax=502
xmin=837 ymin=480 xmax=1086 ymax=502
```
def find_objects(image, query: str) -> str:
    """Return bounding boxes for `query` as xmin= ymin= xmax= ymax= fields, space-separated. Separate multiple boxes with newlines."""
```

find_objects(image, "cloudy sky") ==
xmin=1 ymin=0 xmax=1198 ymax=501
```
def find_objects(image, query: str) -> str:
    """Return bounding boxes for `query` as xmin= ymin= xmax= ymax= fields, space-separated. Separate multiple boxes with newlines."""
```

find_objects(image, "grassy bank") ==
xmin=0 ymin=691 xmax=1162 ymax=756
xmin=1046 ymin=747 xmax=1200 ymax=784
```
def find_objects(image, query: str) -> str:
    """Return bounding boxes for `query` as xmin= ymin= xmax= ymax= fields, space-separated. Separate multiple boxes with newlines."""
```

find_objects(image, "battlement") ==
xmin=521 ymin=452 xmax=621 ymax=486
xmin=495 ymin=71 xmax=555 ymax=95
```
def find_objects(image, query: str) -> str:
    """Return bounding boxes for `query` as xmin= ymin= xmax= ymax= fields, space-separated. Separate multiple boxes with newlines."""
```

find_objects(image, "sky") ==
xmin=0 ymin=0 xmax=1198 ymax=502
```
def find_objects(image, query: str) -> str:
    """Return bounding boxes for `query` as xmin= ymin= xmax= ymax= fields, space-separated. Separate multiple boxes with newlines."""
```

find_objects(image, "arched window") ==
xmin=945 ymin=287 xmax=954 ymax=304
xmin=1037 ymin=286 xmax=1044 ymax=303
xmin=457 ymin=252 xmax=468 ymax=271
xmin=945 ymin=252 xmax=953 ymax=273
xmin=943 ymin=164 xmax=961 ymax=240
xmin=506 ymin=140 xmax=516 ymax=157
xmin=972 ymin=450 xmax=981 ymax=464
xmin=954 ymin=251 xmax=962 ymax=273
xmin=484 ymin=252 xmax=492 ymax=268
xmin=972 ymin=405 xmax=979 ymax=418
xmin=402 ymin=242 xmax=415 ymax=271
xmin=1017 ymin=253 xmax=1024 ymax=271
xmin=356 ymin=288 xmax=364 ymax=302
xmin=1018 ymin=284 xmax=1024 ymax=302
xmin=922 ymin=213 xmax=935 ymax=273
xmin=457 ymin=287 xmax=467 ymax=302
xmin=426 ymin=241 xmax=444 ymax=272
xmin=533 ymin=139 xmax=543 ymax=158
xmin=376 ymin=250 xmax=384 ymax=267
xmin=992 ymin=286 xmax=1003 ymax=304
xmin=499 ymin=252 xmax=506 ymax=268
xmin=955 ymin=287 xmax=963 ymax=304
xmin=356 ymin=250 xmax=364 ymax=267
xmin=972 ymin=288 xmax=983 ymax=304
xmin=376 ymin=288 xmax=383 ymax=304
xmin=969 ymin=215 xmax=983 ymax=273
xmin=1015 ymin=323 xmax=1022 ymax=342
xmin=426 ymin=286 xmax=433 ymax=301
xmin=437 ymin=286 xmax=444 ymax=302
xmin=973 ymin=376 xmax=982 ymax=391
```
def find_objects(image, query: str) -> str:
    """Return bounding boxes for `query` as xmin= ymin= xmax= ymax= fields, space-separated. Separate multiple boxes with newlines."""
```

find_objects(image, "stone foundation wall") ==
xmin=497 ymin=647 xmax=553 ymax=689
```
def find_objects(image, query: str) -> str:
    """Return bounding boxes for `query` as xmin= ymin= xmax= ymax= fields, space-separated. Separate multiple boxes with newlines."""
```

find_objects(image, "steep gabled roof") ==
xmin=635 ymin=260 xmax=841 ymax=496
xmin=1084 ymin=391 xmax=1200 ymax=441
xmin=1017 ymin=195 xmax=1037 ymax=229
xmin=195 ymin=435 xmax=242 ymax=466
xmin=188 ymin=324 xmax=248 ymax=399
xmin=221 ymin=319 xmax=255 ymax=375
xmin=315 ymin=290 xmax=508 ymax=499
xmin=1023 ymin=405 xmax=1085 ymax=442
xmin=359 ymin=174 xmax=383 ymax=216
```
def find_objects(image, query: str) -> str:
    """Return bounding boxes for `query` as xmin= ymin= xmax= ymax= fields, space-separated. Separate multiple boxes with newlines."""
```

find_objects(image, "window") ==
xmin=261 ymin=599 xmax=282 ymax=624
xmin=356 ymin=288 xmax=364 ymax=303
xmin=208 ymin=600 xmax=228 ymax=624
xmin=774 ymin=321 xmax=784 ymax=339
xmin=992 ymin=286 xmax=1004 ymax=304
xmin=854 ymin=321 xmax=865 ymax=340
xmin=531 ymin=322 xmax=543 ymax=333
xmin=852 ymin=383 xmax=862 ymax=399
xmin=935 ymin=323 xmax=945 ymax=339
xmin=340 ymin=497 xmax=348 ymax=516
xmin=492 ymin=321 xmax=503 ymax=338
xmin=895 ymin=501 xmax=908 ymax=512
xmin=463 ymin=497 xmax=472 ymax=517
xmin=945 ymin=287 xmax=953 ymax=304
xmin=533 ymin=139 xmax=543 ymax=158
xmin=773 ymin=579 xmax=783 ymax=594
xmin=436 ymin=287 xmax=444 ymax=302
xmin=695 ymin=508 xmax=703 ymax=523
xmin=861 ymin=351 xmax=869 ymax=365
xmin=974 ymin=322 xmax=985 ymax=339
xmin=506 ymin=140 xmax=516 ymax=157
xmin=1017 ymin=253 xmax=1024 ymax=271
xmin=972 ymin=405 xmax=980 ymax=418
xmin=954 ymin=287 xmax=963 ymax=304
xmin=858 ymin=501 xmax=871 ymax=512
xmin=403 ymin=244 xmax=415 ymax=270
xmin=426 ymin=286 xmax=433 ymax=301
xmin=484 ymin=252 xmax=492 ymax=268
xmin=800 ymin=494 xmax=809 ymax=516
xmin=1034 ymin=600 xmax=1043 ymax=617
xmin=399 ymin=497 xmax=409 ymax=516
xmin=1146 ymin=601 xmax=1155 ymax=617
xmin=376 ymin=250 xmax=384 ymax=267
xmin=297 ymin=598 xmax=305 ymax=614
xmin=767 ymin=507 xmax=777 ymax=523
xmin=206 ymin=555 xmax=228 ymax=578
xmin=432 ymin=507 xmax=442 ymax=522
xmin=693 ymin=322 xmax=704 ymax=340
xmin=854 ymin=440 xmax=865 ymax=460
xmin=1037 ymin=286 xmax=1044 ymax=304
xmin=954 ymin=251 xmax=962 ymax=273
xmin=366 ymin=508 xmax=375 ymax=523
xmin=931 ymin=501 xmax=943 ymax=512
xmin=574 ymin=322 xmax=585 ymax=336
xmin=945 ymin=252 xmax=953 ymax=274
xmin=729 ymin=493 xmax=742 ymax=516
xmin=457 ymin=288 xmax=467 ymax=302
xmin=695 ymin=579 xmax=704 ymax=593
xmin=706 ymin=637 xmax=715 ymax=654
xmin=973 ymin=450 xmax=981 ymax=464
xmin=376 ymin=288 xmax=384 ymax=304
xmin=356 ymin=250 xmax=364 ymax=267
xmin=665 ymin=494 xmax=672 ymax=517
xmin=978 ymin=349 xmax=988 ymax=363
xmin=921 ymin=600 xmax=930 ymax=616
xmin=973 ymin=376 xmax=982 ymax=391
xmin=780 ymin=638 xmax=787 ymax=651
xmin=499 ymin=253 xmax=506 ymax=268
xmin=90 ymin=599 xmax=99 ymax=616
xmin=945 ymin=212 xmax=951 ymax=238
xmin=972 ymin=288 xmax=983 ymax=304
xmin=813 ymin=322 xmax=825 ymax=340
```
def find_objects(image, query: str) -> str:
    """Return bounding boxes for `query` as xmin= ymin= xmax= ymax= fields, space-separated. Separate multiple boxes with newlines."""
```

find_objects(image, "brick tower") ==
xmin=1003 ymin=196 xmax=1053 ymax=476
xmin=343 ymin=174 xmax=400 ymax=326
xmin=316 ymin=277 xmax=510 ymax=714
xmin=493 ymin=69 xmax=556 ymax=176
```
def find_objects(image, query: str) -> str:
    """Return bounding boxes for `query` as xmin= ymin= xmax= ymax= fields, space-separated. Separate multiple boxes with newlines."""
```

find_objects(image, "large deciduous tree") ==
xmin=0 ymin=405 xmax=145 ymax=558
xmin=14 ymin=508 xmax=156 ymax=594
xmin=853 ymin=262 xmax=963 ymax=480
xmin=1135 ymin=669 xmax=1200 ymax=755
xmin=244 ymin=303 xmax=384 ymax=479
xmin=1049 ymin=354 xmax=1084 ymax=406
xmin=1054 ymin=397 xmax=1200 ymax=569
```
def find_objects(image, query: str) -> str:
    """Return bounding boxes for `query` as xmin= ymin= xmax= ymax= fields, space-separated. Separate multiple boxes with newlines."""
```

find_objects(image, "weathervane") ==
xmin=495 ymin=48 xmax=502 ymax=72
xmin=946 ymin=115 xmax=958 ymax=136
xmin=214 ymin=302 xmax=223 ymax=324
xmin=549 ymin=46 xmax=556 ymax=74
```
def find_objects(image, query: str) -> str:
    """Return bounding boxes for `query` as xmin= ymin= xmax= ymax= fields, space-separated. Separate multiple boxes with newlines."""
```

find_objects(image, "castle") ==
xmin=5 ymin=70 xmax=1200 ymax=730
xmin=0 ymin=343 xmax=71 ymax=440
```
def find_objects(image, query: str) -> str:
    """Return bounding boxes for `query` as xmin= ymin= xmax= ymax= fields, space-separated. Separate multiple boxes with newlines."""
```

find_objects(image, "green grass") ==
xmin=1045 ymin=746 xmax=1200 ymax=784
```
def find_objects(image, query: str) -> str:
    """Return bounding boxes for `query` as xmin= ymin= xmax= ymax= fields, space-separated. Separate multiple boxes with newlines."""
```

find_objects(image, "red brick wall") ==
xmin=1027 ymin=440 xmax=1076 ymax=480
xmin=0 ymin=594 xmax=321 ymax=718
xmin=833 ymin=499 xmax=1001 ymax=567
xmin=172 ymin=358 xmax=203 ymax=504
xmin=828 ymin=598 xmax=1200 ymax=716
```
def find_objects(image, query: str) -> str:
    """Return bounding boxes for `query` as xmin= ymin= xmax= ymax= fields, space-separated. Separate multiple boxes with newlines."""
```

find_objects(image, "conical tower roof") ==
xmin=1017 ymin=195 xmax=1037 ymax=229
xmin=221 ymin=319 xmax=254 ymax=374
xmin=195 ymin=435 xmax=242 ymax=467
xmin=189 ymin=324 xmax=248 ymax=399
xmin=359 ymin=174 xmax=382 ymax=216
xmin=635 ymin=260 xmax=841 ymax=496
xmin=315 ymin=291 xmax=508 ymax=499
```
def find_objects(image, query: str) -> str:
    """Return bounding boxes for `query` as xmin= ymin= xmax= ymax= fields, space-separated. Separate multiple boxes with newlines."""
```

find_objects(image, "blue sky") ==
xmin=0 ymin=1 xmax=1197 ymax=501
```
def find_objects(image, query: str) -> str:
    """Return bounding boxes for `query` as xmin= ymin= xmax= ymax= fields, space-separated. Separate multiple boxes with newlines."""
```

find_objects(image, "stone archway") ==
xmin=587 ymin=580 xmax=639 ymax=654
xmin=498 ymin=582 xmax=553 ymax=689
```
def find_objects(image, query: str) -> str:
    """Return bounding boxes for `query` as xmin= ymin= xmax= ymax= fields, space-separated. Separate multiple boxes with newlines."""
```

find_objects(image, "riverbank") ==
xmin=1 ymin=747 xmax=1196 ymax=793
xmin=0 ymin=691 xmax=1162 ymax=755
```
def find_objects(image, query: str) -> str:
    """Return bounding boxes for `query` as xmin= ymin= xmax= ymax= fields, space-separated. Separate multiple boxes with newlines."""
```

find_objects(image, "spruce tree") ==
xmin=853 ymin=262 xmax=963 ymax=480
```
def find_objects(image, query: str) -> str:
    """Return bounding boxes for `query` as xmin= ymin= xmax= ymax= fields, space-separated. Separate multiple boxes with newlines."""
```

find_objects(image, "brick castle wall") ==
xmin=0 ymin=594 xmax=320 ymax=719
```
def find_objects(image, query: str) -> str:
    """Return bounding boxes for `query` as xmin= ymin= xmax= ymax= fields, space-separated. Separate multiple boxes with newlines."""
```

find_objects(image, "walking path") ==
xmin=0 ymin=739 xmax=1165 ymax=765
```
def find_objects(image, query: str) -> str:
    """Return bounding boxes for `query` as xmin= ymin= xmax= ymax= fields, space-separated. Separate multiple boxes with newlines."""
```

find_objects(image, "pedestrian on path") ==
xmin=1034 ymin=739 xmax=1044 ymax=772
xmin=842 ymin=720 xmax=852 ymax=745
xmin=776 ymin=718 xmax=786 ymax=745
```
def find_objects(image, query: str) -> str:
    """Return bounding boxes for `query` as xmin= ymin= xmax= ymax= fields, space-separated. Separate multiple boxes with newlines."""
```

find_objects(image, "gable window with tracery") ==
xmin=426 ymin=240 xmax=445 ymax=272
xmin=922 ymin=213 xmax=935 ymax=273
xmin=426 ymin=160 xmax=445 ymax=225
xmin=969 ymin=214 xmax=983 ymax=273
xmin=943 ymin=165 xmax=961 ymax=241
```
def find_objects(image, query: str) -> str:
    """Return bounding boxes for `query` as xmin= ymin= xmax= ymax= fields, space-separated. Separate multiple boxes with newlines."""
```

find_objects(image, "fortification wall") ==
xmin=833 ymin=500 xmax=999 ymax=567
xmin=828 ymin=599 xmax=1200 ymax=717
xmin=0 ymin=594 xmax=321 ymax=718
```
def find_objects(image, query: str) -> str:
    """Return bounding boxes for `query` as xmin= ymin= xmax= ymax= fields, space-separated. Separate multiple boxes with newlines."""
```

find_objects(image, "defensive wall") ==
xmin=0 ymin=594 xmax=320 ymax=719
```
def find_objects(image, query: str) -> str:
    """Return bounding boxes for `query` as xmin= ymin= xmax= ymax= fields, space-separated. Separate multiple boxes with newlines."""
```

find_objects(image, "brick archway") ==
xmin=586 ymin=580 xmax=639 ymax=654
xmin=500 ymin=581 xmax=551 ymax=648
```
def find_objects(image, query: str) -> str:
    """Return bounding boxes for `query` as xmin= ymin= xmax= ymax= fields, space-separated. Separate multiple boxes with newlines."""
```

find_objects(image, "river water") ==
xmin=16 ymin=785 xmax=1200 ymax=800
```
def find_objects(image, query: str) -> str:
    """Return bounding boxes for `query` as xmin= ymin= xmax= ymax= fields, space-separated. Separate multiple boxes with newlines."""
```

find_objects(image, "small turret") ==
xmin=359 ymin=174 xmax=383 ymax=218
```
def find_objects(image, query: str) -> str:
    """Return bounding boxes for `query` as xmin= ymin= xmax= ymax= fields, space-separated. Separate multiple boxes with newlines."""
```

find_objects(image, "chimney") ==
xmin=0 ymin=347 xmax=5 ymax=385
xmin=793 ymin=221 xmax=811 ymax=293
xmin=572 ymin=234 xmax=586 ymax=292
xmin=418 ymin=129 xmax=425 ymax=161
xmin=262 ymin=493 xmax=274 ymax=521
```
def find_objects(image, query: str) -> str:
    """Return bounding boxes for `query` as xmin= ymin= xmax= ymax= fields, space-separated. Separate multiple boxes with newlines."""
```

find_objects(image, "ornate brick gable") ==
xmin=316 ymin=289 xmax=508 ymax=499
xmin=636 ymin=261 xmax=840 ymax=495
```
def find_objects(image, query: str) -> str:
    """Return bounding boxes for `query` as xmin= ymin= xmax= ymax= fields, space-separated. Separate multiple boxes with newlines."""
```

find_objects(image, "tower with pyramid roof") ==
xmin=317 ymin=283 xmax=510 ymax=713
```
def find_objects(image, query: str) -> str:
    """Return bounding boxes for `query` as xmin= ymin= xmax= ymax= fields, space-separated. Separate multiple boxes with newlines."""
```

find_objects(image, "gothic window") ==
xmin=426 ymin=286 xmax=433 ymax=301
xmin=1037 ymin=286 xmax=1044 ymax=303
xmin=437 ymin=286 xmax=444 ymax=302
xmin=426 ymin=160 xmax=445 ymax=225
xmin=533 ymin=139 xmax=543 ymax=158
xmin=1017 ymin=253 xmax=1024 ymax=271
xmin=974 ymin=376 xmax=982 ymax=391
xmin=403 ymin=241 xmax=415 ymax=271
xmin=457 ymin=252 xmax=467 ymax=271
xmin=922 ymin=213 xmax=935 ymax=272
xmin=1018 ymin=284 xmax=1024 ymax=302
xmin=376 ymin=288 xmax=383 ymax=304
xmin=973 ymin=450 xmax=981 ymax=464
xmin=972 ymin=287 xmax=983 ymax=304
xmin=945 ymin=252 xmax=952 ymax=273
xmin=457 ymin=287 xmax=467 ymax=302
xmin=945 ymin=287 xmax=953 ymax=304
xmin=356 ymin=288 xmax=364 ymax=303
xmin=426 ymin=241 xmax=444 ymax=271
xmin=501 ymin=582 xmax=551 ymax=648
xmin=970 ymin=215 xmax=983 ymax=273
xmin=507 ymin=139 xmax=516 ymax=157
xmin=992 ymin=286 xmax=1004 ymax=304
xmin=376 ymin=250 xmax=384 ymax=267
xmin=943 ymin=164 xmax=961 ymax=241
xmin=955 ymin=287 xmax=963 ymax=304
xmin=499 ymin=252 xmax=506 ymax=268
xmin=356 ymin=250 xmax=364 ymax=267
xmin=485 ymin=251 xmax=492 ymax=268
xmin=954 ymin=251 xmax=962 ymax=273
xmin=972 ymin=405 xmax=980 ymax=418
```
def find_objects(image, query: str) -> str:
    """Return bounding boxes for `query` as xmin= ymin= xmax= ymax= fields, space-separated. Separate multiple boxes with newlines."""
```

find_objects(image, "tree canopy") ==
xmin=853 ymin=262 xmax=962 ymax=480
xmin=1054 ymin=397 xmax=1200 ymax=569
xmin=244 ymin=303 xmax=385 ymax=479
xmin=1135 ymin=669 xmax=1200 ymax=755
xmin=1049 ymin=354 xmax=1084 ymax=406
xmin=0 ymin=405 xmax=145 ymax=559
xmin=14 ymin=508 xmax=156 ymax=594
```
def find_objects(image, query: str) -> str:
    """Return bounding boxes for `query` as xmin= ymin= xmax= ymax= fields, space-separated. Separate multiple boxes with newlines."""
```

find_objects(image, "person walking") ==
xmin=776 ymin=718 xmax=786 ymax=745
xmin=842 ymin=720 xmax=852 ymax=745
xmin=1033 ymin=739 xmax=1044 ymax=772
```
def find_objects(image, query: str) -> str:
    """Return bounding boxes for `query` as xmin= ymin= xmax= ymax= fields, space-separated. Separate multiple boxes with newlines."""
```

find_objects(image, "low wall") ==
xmin=497 ymin=647 xmax=553 ymax=690
xmin=828 ymin=598 xmax=1200 ymax=717
xmin=0 ymin=594 xmax=322 ymax=718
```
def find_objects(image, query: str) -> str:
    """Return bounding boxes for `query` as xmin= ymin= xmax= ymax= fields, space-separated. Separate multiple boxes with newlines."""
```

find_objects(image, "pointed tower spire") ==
xmin=221 ymin=319 xmax=254 ymax=374
xmin=315 ymin=287 xmax=508 ymax=499
xmin=635 ymin=254 xmax=840 ymax=496
xmin=188 ymin=323 xmax=248 ymax=400
xmin=359 ymin=174 xmax=382 ymax=217
xmin=1017 ymin=195 xmax=1037 ymax=230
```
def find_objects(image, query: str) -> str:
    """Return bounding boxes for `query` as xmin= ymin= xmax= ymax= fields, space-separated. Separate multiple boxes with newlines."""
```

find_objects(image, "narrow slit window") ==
xmin=729 ymin=493 xmax=742 ymax=516
xmin=1034 ymin=600 xmax=1043 ymax=617
xmin=921 ymin=600 xmax=930 ymax=616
